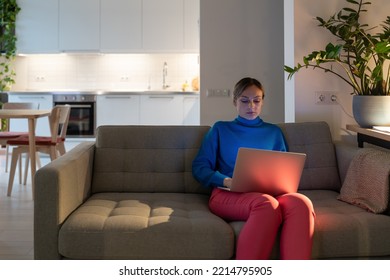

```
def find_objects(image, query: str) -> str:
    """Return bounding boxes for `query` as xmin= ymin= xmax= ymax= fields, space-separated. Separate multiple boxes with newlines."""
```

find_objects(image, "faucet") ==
xmin=162 ymin=62 xmax=169 ymax=89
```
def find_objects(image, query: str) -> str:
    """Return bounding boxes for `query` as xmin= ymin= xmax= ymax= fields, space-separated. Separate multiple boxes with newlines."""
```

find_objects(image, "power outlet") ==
xmin=315 ymin=91 xmax=337 ymax=105
xmin=35 ymin=76 xmax=45 ymax=82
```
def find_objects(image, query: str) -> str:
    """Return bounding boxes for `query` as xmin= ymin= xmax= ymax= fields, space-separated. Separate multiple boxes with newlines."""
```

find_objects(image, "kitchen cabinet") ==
xmin=96 ymin=95 xmax=140 ymax=126
xmin=98 ymin=94 xmax=199 ymax=126
xmin=184 ymin=0 xmax=200 ymax=51
xmin=140 ymin=95 xmax=184 ymax=125
xmin=142 ymin=0 xmax=184 ymax=51
xmin=59 ymin=0 xmax=100 ymax=52
xmin=183 ymin=95 xmax=200 ymax=125
xmin=141 ymin=0 xmax=200 ymax=52
xmin=8 ymin=94 xmax=53 ymax=136
xmin=16 ymin=0 xmax=199 ymax=53
xmin=16 ymin=0 xmax=59 ymax=53
xmin=100 ymin=0 xmax=143 ymax=52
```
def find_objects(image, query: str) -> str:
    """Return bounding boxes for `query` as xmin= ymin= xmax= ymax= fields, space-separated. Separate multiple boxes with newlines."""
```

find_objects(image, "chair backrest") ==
xmin=1 ymin=102 xmax=39 ymax=131
xmin=48 ymin=105 xmax=71 ymax=142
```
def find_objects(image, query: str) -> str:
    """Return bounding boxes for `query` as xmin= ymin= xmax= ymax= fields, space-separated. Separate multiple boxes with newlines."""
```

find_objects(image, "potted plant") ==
xmin=0 ymin=0 xmax=20 ymax=93
xmin=284 ymin=0 xmax=390 ymax=128
xmin=0 ymin=0 xmax=20 ymax=131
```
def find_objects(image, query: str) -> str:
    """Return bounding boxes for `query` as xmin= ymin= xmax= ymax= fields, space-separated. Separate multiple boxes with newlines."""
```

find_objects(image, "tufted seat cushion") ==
xmin=58 ymin=192 xmax=234 ymax=260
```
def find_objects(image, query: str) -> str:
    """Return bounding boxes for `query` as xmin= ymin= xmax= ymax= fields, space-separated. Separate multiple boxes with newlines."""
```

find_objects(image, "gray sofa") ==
xmin=34 ymin=122 xmax=390 ymax=259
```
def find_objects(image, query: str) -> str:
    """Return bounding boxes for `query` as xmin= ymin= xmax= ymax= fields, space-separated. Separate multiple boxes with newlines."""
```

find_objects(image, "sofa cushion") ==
xmin=58 ymin=192 xmax=234 ymax=259
xmin=92 ymin=125 xmax=211 ymax=194
xmin=338 ymin=148 xmax=390 ymax=213
xmin=277 ymin=122 xmax=341 ymax=191
xmin=230 ymin=190 xmax=390 ymax=259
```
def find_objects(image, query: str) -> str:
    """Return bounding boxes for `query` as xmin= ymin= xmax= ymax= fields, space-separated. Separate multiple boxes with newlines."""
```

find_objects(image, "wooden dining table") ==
xmin=0 ymin=109 xmax=51 ymax=196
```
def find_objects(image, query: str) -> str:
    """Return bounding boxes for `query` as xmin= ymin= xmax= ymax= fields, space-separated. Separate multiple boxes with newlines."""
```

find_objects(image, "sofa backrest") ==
xmin=91 ymin=125 xmax=211 ymax=194
xmin=277 ymin=122 xmax=341 ymax=191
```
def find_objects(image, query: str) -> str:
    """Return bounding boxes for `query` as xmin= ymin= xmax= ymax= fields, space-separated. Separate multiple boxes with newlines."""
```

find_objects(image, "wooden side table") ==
xmin=346 ymin=124 xmax=390 ymax=149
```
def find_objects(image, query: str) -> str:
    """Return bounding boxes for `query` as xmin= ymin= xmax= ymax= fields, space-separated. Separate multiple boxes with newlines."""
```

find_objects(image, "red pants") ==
xmin=209 ymin=188 xmax=315 ymax=260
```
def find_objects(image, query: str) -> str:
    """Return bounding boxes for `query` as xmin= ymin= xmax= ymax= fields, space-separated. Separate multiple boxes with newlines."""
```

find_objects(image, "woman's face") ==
xmin=234 ymin=84 xmax=264 ymax=120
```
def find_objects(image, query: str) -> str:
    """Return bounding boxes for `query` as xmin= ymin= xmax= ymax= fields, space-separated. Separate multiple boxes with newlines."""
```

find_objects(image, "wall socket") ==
xmin=315 ymin=91 xmax=338 ymax=105
xmin=35 ymin=76 xmax=45 ymax=82
xmin=120 ymin=76 xmax=130 ymax=82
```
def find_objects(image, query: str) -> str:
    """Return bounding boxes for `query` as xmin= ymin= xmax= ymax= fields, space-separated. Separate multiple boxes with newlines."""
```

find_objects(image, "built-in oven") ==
xmin=53 ymin=93 xmax=96 ymax=138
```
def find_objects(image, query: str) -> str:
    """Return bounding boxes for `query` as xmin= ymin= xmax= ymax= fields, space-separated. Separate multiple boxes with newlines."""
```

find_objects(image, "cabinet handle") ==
xmin=18 ymin=96 xmax=46 ymax=99
xmin=148 ymin=96 xmax=174 ymax=99
xmin=105 ymin=96 xmax=132 ymax=99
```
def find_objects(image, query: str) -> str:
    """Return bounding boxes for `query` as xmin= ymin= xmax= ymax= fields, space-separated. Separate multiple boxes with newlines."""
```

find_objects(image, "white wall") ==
xmin=293 ymin=0 xmax=389 ymax=141
xmin=199 ymin=0 xmax=285 ymax=126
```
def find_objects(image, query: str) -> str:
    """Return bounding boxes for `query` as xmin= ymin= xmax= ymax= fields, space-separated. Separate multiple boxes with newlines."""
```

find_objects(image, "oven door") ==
xmin=54 ymin=102 xmax=96 ymax=138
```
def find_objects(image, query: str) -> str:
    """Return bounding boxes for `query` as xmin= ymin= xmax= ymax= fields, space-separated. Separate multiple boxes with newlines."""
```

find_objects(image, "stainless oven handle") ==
xmin=61 ymin=104 xmax=93 ymax=108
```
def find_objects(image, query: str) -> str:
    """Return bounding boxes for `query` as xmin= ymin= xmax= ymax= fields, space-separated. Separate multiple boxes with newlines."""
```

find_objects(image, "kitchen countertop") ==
xmin=7 ymin=90 xmax=199 ymax=96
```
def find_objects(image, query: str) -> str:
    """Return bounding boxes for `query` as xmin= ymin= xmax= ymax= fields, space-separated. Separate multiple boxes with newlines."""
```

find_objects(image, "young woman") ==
xmin=192 ymin=77 xmax=315 ymax=259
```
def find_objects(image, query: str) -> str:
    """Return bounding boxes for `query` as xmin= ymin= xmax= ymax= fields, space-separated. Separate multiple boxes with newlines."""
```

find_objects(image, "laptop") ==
xmin=225 ymin=148 xmax=306 ymax=196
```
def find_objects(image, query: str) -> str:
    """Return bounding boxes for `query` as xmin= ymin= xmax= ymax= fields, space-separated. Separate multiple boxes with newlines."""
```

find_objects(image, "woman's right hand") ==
xmin=223 ymin=177 xmax=232 ymax=188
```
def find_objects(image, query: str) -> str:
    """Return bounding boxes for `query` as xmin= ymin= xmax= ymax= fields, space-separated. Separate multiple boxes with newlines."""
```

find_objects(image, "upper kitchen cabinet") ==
xmin=100 ymin=0 xmax=143 ymax=52
xmin=142 ymin=0 xmax=199 ymax=52
xmin=184 ymin=0 xmax=200 ymax=51
xmin=16 ymin=0 xmax=199 ymax=53
xmin=59 ymin=0 xmax=100 ymax=52
xmin=142 ymin=0 xmax=184 ymax=51
xmin=16 ymin=0 xmax=59 ymax=53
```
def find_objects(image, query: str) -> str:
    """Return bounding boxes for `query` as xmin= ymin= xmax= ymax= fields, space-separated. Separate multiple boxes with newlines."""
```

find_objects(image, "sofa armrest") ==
xmin=34 ymin=141 xmax=95 ymax=259
xmin=334 ymin=141 xmax=360 ymax=185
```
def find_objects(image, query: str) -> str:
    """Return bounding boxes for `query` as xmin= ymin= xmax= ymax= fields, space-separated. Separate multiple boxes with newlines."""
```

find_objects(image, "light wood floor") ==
xmin=0 ymin=150 xmax=40 ymax=260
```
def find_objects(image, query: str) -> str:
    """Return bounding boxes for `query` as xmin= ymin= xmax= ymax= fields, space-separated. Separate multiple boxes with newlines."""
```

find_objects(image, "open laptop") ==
xmin=224 ymin=147 xmax=306 ymax=196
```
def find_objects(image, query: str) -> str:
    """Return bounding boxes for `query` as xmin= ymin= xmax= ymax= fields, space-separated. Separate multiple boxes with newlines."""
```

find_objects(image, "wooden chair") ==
xmin=0 ymin=102 xmax=39 ymax=179
xmin=6 ymin=105 xmax=71 ymax=196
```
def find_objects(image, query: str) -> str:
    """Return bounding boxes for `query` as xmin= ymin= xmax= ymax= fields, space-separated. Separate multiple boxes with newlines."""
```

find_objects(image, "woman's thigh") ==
xmin=209 ymin=188 xmax=279 ymax=221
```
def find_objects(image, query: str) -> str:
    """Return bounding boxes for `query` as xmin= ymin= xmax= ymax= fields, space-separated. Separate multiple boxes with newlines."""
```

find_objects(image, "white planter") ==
xmin=352 ymin=95 xmax=390 ymax=128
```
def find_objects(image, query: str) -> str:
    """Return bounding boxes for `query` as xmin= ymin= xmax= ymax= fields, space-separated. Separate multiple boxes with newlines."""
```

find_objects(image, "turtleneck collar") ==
xmin=235 ymin=116 xmax=263 ymax=126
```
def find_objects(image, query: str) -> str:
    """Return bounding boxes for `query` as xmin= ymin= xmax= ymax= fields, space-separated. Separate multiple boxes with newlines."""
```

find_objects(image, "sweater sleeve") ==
xmin=192 ymin=126 xmax=228 ymax=188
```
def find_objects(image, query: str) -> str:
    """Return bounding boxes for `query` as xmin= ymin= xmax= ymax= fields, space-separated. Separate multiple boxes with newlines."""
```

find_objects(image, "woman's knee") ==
xmin=249 ymin=194 xmax=282 ymax=220
xmin=278 ymin=193 xmax=315 ymax=217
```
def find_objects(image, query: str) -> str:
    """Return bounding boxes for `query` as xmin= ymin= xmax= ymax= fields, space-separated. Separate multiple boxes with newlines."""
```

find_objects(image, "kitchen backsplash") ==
xmin=11 ymin=53 xmax=199 ymax=92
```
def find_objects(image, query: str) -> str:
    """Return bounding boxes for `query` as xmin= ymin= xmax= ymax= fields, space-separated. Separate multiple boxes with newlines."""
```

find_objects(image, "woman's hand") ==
xmin=223 ymin=177 xmax=232 ymax=188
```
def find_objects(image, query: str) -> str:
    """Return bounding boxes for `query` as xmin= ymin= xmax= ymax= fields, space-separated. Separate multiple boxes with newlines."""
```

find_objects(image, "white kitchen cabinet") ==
xmin=16 ymin=0 xmax=199 ymax=53
xmin=184 ymin=0 xmax=200 ymax=51
xmin=142 ymin=0 xmax=184 ymax=51
xmin=96 ymin=95 xmax=140 ymax=126
xmin=16 ymin=0 xmax=59 ymax=53
xmin=100 ymin=0 xmax=143 ymax=52
xmin=59 ymin=0 xmax=100 ymax=52
xmin=183 ymin=95 xmax=200 ymax=125
xmin=140 ymin=95 xmax=184 ymax=125
xmin=8 ymin=94 xmax=53 ymax=136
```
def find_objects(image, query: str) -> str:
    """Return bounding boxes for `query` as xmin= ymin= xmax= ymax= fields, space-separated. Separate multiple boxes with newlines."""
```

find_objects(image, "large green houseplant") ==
xmin=0 ymin=0 xmax=20 ymax=92
xmin=0 ymin=0 xmax=20 ymax=131
xmin=284 ymin=0 xmax=390 ymax=127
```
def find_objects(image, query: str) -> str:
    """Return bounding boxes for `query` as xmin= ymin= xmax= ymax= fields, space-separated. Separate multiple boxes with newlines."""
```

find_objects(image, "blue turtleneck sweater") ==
xmin=192 ymin=116 xmax=287 ymax=188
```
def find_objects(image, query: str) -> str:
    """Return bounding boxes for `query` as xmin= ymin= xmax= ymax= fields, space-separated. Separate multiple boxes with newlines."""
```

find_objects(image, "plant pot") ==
xmin=352 ymin=95 xmax=390 ymax=128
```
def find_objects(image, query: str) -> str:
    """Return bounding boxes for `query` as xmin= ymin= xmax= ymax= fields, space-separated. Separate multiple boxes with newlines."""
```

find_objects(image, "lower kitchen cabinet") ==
xmin=8 ymin=93 xmax=53 ymax=136
xmin=96 ymin=95 xmax=140 ymax=126
xmin=97 ymin=94 xmax=199 ymax=126
xmin=183 ymin=95 xmax=200 ymax=125
xmin=139 ymin=95 xmax=184 ymax=125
